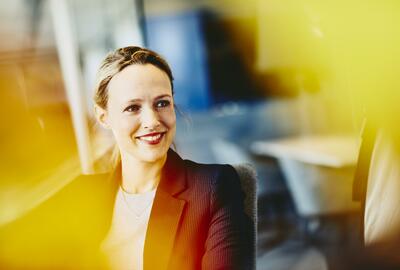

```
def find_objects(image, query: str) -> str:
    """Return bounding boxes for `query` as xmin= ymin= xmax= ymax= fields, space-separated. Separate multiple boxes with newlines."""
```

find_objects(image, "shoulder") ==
xmin=183 ymin=158 xmax=238 ymax=178
xmin=182 ymin=158 xmax=242 ymax=195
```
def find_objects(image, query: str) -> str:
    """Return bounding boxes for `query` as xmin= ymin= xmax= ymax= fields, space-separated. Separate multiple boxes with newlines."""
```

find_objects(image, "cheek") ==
xmin=108 ymin=112 xmax=140 ymax=136
xmin=121 ymin=117 xmax=140 ymax=132
xmin=161 ymin=110 xmax=176 ymax=130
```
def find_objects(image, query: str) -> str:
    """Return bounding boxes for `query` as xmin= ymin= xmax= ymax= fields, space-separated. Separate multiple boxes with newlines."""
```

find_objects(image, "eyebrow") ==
xmin=154 ymin=94 xmax=172 ymax=100
xmin=125 ymin=94 xmax=172 ymax=104
xmin=126 ymin=98 xmax=142 ymax=103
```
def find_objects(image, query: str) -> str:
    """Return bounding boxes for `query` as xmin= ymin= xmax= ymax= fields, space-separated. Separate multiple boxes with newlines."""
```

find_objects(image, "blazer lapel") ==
xmin=144 ymin=149 xmax=187 ymax=270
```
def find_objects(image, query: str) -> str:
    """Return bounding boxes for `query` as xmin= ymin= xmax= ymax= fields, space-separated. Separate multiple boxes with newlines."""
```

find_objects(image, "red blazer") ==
xmin=0 ymin=149 xmax=253 ymax=269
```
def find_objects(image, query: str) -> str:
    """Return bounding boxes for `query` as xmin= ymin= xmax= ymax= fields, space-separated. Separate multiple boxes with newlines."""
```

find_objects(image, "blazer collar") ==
xmin=144 ymin=148 xmax=187 ymax=270
xmin=158 ymin=148 xmax=187 ymax=196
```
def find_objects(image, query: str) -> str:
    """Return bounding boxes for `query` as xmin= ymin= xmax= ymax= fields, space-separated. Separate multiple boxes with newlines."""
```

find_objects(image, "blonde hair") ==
xmin=94 ymin=46 xmax=174 ymax=109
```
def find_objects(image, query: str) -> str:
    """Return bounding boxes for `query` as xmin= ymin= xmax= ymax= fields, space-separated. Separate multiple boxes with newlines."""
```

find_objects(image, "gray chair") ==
xmin=233 ymin=163 xmax=258 ymax=270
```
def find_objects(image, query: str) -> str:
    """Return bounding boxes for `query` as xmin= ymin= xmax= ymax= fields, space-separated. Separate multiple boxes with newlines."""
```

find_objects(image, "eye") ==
xmin=155 ymin=99 xmax=171 ymax=109
xmin=124 ymin=104 xmax=141 ymax=113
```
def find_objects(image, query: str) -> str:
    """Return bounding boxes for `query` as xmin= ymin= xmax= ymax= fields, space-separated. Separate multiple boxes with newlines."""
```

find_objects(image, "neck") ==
xmin=119 ymin=153 xmax=167 ymax=194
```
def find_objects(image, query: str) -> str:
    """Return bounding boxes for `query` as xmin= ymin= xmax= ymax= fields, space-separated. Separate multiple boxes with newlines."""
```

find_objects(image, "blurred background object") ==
xmin=1 ymin=0 xmax=399 ymax=269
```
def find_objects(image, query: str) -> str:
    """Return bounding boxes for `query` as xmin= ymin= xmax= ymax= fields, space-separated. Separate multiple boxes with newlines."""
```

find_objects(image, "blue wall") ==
xmin=146 ymin=10 xmax=212 ymax=112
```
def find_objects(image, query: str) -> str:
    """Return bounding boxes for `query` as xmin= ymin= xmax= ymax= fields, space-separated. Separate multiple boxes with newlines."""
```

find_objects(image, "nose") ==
xmin=141 ymin=106 xmax=160 ymax=130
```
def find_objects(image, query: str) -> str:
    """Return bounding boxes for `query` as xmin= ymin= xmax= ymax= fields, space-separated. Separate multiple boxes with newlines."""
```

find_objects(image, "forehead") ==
xmin=107 ymin=64 xmax=172 ymax=101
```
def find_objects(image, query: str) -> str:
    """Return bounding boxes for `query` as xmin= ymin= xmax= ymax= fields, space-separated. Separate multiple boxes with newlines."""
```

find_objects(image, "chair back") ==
xmin=233 ymin=163 xmax=257 ymax=269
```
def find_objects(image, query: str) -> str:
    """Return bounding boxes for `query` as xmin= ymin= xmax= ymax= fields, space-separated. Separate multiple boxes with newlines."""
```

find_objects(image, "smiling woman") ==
xmin=0 ymin=46 xmax=253 ymax=269
xmin=93 ymin=46 xmax=253 ymax=269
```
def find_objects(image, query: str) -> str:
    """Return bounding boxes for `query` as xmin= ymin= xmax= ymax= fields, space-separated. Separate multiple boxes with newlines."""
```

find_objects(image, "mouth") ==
xmin=136 ymin=132 xmax=166 ymax=145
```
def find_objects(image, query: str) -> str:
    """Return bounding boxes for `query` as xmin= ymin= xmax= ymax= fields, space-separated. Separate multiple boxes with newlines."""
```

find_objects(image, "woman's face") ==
xmin=97 ymin=64 xmax=176 ymax=163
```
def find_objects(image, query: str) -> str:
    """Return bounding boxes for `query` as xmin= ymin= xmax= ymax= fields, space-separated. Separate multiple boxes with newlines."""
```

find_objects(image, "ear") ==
xmin=94 ymin=104 xmax=110 ymax=129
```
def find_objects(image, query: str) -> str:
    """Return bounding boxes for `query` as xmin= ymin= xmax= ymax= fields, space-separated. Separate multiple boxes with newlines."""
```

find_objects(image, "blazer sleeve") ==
xmin=201 ymin=165 xmax=253 ymax=270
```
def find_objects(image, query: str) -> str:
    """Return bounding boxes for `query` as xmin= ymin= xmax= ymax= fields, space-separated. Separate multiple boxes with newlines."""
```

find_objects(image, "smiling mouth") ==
xmin=136 ymin=132 xmax=166 ymax=145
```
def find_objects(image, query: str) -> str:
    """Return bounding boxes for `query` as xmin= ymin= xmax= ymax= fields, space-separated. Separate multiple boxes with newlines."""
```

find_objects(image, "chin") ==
xmin=137 ymin=148 xmax=168 ymax=163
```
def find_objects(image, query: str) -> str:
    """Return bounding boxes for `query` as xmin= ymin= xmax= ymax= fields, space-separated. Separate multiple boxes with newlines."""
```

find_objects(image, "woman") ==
xmin=0 ymin=46 xmax=252 ymax=270
xmin=93 ymin=46 xmax=253 ymax=270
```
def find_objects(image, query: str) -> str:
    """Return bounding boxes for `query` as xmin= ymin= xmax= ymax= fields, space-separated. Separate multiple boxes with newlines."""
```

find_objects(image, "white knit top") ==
xmin=101 ymin=187 xmax=156 ymax=270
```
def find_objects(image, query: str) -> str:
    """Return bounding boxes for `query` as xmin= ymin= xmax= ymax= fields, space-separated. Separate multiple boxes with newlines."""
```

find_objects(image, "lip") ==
xmin=136 ymin=131 xmax=166 ymax=138
xmin=136 ymin=131 xmax=166 ymax=145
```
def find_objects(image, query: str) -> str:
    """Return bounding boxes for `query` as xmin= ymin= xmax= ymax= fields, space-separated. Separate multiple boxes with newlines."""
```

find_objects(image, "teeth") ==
xmin=139 ymin=133 xmax=162 ymax=142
